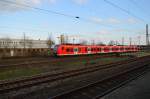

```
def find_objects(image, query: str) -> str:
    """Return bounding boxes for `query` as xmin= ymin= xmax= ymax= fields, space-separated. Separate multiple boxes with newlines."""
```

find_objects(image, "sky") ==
xmin=0 ymin=0 xmax=149 ymax=45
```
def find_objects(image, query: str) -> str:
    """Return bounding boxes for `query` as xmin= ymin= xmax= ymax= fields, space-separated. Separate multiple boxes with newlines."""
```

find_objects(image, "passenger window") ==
xmin=66 ymin=48 xmax=70 ymax=52
xmin=74 ymin=48 xmax=78 ymax=52
xmin=87 ymin=48 xmax=90 ymax=51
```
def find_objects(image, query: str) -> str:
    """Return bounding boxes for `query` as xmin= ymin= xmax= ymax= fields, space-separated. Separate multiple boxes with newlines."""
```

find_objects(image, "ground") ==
xmin=102 ymin=65 xmax=150 ymax=99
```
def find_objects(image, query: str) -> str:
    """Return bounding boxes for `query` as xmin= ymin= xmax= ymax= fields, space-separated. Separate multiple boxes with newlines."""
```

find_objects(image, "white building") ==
xmin=0 ymin=38 xmax=48 ymax=48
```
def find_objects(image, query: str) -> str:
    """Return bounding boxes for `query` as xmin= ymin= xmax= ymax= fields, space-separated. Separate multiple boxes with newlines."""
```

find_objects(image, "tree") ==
xmin=47 ymin=34 xmax=55 ymax=48
xmin=96 ymin=41 xmax=106 ymax=46
xmin=79 ymin=40 xmax=88 ymax=45
xmin=108 ymin=40 xmax=116 ymax=46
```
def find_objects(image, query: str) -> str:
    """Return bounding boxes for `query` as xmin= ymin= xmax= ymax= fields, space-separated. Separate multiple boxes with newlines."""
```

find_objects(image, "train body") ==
xmin=54 ymin=44 xmax=139 ymax=56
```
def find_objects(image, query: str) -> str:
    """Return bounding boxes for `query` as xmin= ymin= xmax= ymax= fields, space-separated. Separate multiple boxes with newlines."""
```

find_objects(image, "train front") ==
xmin=53 ymin=45 xmax=60 ymax=56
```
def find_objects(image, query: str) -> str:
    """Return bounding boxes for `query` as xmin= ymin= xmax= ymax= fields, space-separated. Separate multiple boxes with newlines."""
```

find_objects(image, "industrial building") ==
xmin=0 ymin=38 xmax=49 ymax=57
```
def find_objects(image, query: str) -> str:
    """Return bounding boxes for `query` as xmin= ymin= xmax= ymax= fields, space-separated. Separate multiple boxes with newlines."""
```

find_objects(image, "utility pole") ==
xmin=23 ymin=33 xmax=26 ymax=56
xmin=23 ymin=33 xmax=26 ymax=49
xmin=122 ymin=37 xmax=124 ymax=45
xmin=146 ymin=24 xmax=149 ymax=46
xmin=57 ymin=36 xmax=60 ymax=44
xmin=129 ymin=37 xmax=132 ymax=46
xmin=138 ymin=36 xmax=141 ymax=45
xmin=92 ymin=40 xmax=95 ymax=45
xmin=73 ymin=38 xmax=75 ymax=44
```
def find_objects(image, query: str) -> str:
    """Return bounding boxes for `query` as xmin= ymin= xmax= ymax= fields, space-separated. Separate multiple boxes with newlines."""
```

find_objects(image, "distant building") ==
xmin=0 ymin=38 xmax=48 ymax=48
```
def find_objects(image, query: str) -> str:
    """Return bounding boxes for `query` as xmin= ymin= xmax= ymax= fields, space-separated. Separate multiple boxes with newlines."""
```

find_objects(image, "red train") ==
xmin=54 ymin=44 xmax=140 ymax=56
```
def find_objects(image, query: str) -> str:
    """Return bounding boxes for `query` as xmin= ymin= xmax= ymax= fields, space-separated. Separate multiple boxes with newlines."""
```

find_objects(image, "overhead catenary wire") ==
xmin=0 ymin=0 xmax=121 ymax=28
xmin=104 ymin=0 xmax=146 ymax=23
xmin=129 ymin=0 xmax=150 ymax=17
xmin=1 ymin=0 xmax=78 ymax=19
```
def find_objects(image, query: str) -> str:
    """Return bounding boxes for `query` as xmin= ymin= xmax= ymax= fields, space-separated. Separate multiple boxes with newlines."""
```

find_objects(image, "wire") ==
xmin=129 ymin=0 xmax=150 ymax=17
xmin=1 ymin=0 xmax=79 ymax=19
xmin=104 ymin=0 xmax=146 ymax=23
xmin=0 ymin=0 xmax=121 ymax=28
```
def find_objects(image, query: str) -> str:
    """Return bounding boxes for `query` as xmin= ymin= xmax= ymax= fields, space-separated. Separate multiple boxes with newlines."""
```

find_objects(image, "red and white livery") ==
xmin=54 ymin=44 xmax=139 ymax=56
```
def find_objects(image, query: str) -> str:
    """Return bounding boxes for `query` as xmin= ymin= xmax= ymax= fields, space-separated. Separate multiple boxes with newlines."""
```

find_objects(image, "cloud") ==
xmin=48 ymin=0 xmax=57 ymax=4
xmin=107 ymin=18 xmax=120 ymax=24
xmin=73 ymin=0 xmax=88 ymax=5
xmin=90 ymin=17 xmax=140 ymax=25
xmin=90 ymin=17 xmax=121 ymax=25
xmin=90 ymin=17 xmax=103 ymax=23
xmin=96 ymin=29 xmax=111 ymax=34
xmin=126 ymin=18 xmax=139 ymax=24
xmin=0 ymin=0 xmax=43 ymax=12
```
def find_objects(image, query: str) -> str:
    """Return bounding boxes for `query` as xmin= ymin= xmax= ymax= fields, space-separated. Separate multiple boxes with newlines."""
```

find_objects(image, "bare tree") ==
xmin=79 ymin=40 xmax=88 ymax=45
xmin=108 ymin=40 xmax=116 ymax=46
xmin=47 ymin=34 xmax=55 ymax=48
xmin=115 ymin=41 xmax=120 ymax=45
xmin=59 ymin=34 xmax=69 ymax=44
xmin=96 ymin=41 xmax=106 ymax=46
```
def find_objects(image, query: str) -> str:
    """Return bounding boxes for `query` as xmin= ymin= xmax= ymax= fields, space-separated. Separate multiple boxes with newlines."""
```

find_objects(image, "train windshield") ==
xmin=54 ymin=45 xmax=59 ymax=52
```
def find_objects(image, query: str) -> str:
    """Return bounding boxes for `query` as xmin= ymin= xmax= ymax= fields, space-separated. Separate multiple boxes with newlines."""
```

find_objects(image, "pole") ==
xmin=146 ymin=24 xmax=149 ymax=45
xmin=23 ymin=33 xmax=26 ymax=56
xmin=138 ymin=36 xmax=141 ymax=45
xmin=73 ymin=38 xmax=75 ymax=44
xmin=122 ymin=37 xmax=124 ymax=45
xmin=129 ymin=37 xmax=132 ymax=46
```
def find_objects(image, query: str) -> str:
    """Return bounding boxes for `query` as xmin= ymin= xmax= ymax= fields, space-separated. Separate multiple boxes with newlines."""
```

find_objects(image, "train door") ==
xmin=74 ymin=48 xmax=78 ymax=55
xmin=87 ymin=47 xmax=91 ymax=54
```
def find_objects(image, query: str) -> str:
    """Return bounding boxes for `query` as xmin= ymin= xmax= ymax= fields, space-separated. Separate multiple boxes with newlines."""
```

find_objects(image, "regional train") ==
xmin=53 ymin=44 xmax=140 ymax=56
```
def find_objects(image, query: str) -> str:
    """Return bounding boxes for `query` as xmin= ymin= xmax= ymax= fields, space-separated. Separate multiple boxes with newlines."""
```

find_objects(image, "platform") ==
xmin=102 ymin=69 xmax=150 ymax=99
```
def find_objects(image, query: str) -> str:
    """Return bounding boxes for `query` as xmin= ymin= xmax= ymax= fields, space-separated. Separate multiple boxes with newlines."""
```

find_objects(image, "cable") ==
xmin=104 ymin=0 xmax=146 ymax=23
xmin=0 ymin=0 xmax=121 ymax=28
xmin=1 ymin=0 xmax=79 ymax=19
xmin=129 ymin=0 xmax=150 ymax=17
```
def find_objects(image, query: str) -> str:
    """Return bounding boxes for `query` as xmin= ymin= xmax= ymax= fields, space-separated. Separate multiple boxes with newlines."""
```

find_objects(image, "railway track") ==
xmin=0 ymin=55 xmax=128 ymax=68
xmin=0 ymin=56 xmax=149 ymax=95
xmin=50 ymin=56 xmax=150 ymax=99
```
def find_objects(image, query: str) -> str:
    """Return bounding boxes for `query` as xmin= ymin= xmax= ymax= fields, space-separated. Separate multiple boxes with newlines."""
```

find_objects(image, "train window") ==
xmin=78 ymin=48 xmax=81 ymax=52
xmin=62 ymin=47 xmax=64 ymax=50
xmin=104 ymin=48 xmax=109 ymax=51
xmin=115 ymin=48 xmax=118 ymax=50
xmin=91 ymin=48 xmax=93 ymax=51
xmin=99 ymin=48 xmax=101 ymax=51
xmin=66 ymin=48 xmax=70 ymax=52
xmin=85 ymin=47 xmax=87 ymax=51
xmin=120 ymin=48 xmax=124 ymax=50
xmin=74 ymin=48 xmax=78 ymax=52
xmin=87 ymin=48 xmax=91 ymax=51
xmin=71 ymin=48 xmax=73 ymax=52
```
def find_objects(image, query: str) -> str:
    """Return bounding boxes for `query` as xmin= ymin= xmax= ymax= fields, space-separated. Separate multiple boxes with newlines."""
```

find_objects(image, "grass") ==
xmin=0 ymin=57 xmax=129 ymax=80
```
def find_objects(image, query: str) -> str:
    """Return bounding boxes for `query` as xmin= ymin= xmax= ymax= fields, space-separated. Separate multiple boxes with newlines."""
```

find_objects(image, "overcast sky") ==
xmin=0 ymin=0 xmax=149 ymax=45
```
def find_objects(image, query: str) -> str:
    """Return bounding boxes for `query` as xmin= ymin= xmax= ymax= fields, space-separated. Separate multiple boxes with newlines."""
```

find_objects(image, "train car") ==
xmin=53 ymin=44 xmax=139 ymax=56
